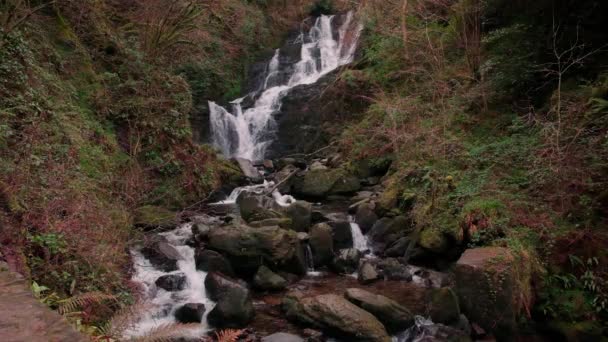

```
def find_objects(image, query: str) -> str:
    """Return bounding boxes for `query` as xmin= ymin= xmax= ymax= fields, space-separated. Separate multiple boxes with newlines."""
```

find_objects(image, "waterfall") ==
xmin=209 ymin=12 xmax=362 ymax=161
xmin=348 ymin=215 xmax=373 ymax=256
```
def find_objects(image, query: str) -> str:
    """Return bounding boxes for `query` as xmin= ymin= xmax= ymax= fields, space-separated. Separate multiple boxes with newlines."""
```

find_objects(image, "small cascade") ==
xmin=126 ymin=224 xmax=214 ymax=338
xmin=348 ymin=215 xmax=374 ymax=256
xmin=305 ymin=243 xmax=322 ymax=277
xmin=215 ymin=180 xmax=296 ymax=206
xmin=209 ymin=12 xmax=362 ymax=161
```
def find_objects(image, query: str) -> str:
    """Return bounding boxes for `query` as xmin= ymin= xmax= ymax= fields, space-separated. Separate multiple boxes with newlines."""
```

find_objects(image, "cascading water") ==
xmin=348 ymin=215 xmax=373 ymax=256
xmin=209 ymin=12 xmax=362 ymax=161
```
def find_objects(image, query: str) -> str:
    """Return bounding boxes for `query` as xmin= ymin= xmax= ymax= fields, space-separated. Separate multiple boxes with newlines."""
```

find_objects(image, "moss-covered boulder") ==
xmin=207 ymin=224 xmax=306 ymax=277
xmin=309 ymin=223 xmax=334 ymax=266
xmin=418 ymin=227 xmax=449 ymax=254
xmin=345 ymin=288 xmax=413 ymax=332
xmin=284 ymin=201 xmax=312 ymax=232
xmin=133 ymin=205 xmax=177 ymax=230
xmin=368 ymin=216 xmax=413 ymax=252
xmin=428 ymin=287 xmax=460 ymax=325
xmin=295 ymin=168 xmax=360 ymax=198
xmin=254 ymin=265 xmax=288 ymax=291
xmin=249 ymin=218 xmax=293 ymax=229
xmin=455 ymin=247 xmax=534 ymax=340
xmin=236 ymin=192 xmax=283 ymax=222
xmin=282 ymin=292 xmax=391 ymax=341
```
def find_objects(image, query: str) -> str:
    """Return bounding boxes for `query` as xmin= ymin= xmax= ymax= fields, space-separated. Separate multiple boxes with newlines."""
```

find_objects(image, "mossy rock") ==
xmin=133 ymin=205 xmax=177 ymax=230
xmin=418 ymin=227 xmax=449 ymax=254
xmin=428 ymin=287 xmax=460 ymax=325
xmin=296 ymin=168 xmax=360 ymax=198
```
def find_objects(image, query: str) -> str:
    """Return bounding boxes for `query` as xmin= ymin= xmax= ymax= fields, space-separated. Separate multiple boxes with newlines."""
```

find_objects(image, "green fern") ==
xmin=57 ymin=292 xmax=116 ymax=315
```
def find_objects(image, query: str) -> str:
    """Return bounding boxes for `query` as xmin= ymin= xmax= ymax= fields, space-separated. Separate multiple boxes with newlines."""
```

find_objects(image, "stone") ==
xmin=418 ymin=227 xmax=449 ymax=254
xmin=235 ymin=158 xmax=263 ymax=183
xmin=355 ymin=202 xmax=378 ymax=234
xmin=274 ymin=165 xmax=299 ymax=193
xmin=236 ymin=192 xmax=282 ymax=223
xmin=283 ymin=292 xmax=391 ymax=342
xmin=262 ymin=333 xmax=304 ymax=342
xmin=263 ymin=159 xmax=275 ymax=170
xmin=455 ymin=247 xmax=533 ymax=340
xmin=309 ymin=223 xmax=334 ymax=266
xmin=398 ymin=317 xmax=471 ymax=342
xmin=192 ymin=222 xmax=211 ymax=241
xmin=174 ymin=303 xmax=206 ymax=323
xmin=207 ymin=224 xmax=305 ymax=277
xmin=194 ymin=249 xmax=235 ymax=277
xmin=329 ymin=174 xmax=361 ymax=195
xmin=368 ymin=216 xmax=412 ymax=252
xmin=254 ymin=265 xmax=288 ymax=291
xmin=296 ymin=169 xmax=342 ymax=198
xmin=358 ymin=260 xmax=379 ymax=284
xmin=141 ymin=241 xmax=183 ymax=272
xmin=345 ymin=288 xmax=414 ymax=332
xmin=428 ymin=287 xmax=460 ymax=325
xmin=329 ymin=220 xmax=353 ymax=249
xmin=133 ymin=205 xmax=177 ymax=231
xmin=284 ymin=201 xmax=312 ymax=232
xmin=376 ymin=186 xmax=400 ymax=214
xmin=249 ymin=218 xmax=293 ymax=229
xmin=377 ymin=258 xmax=412 ymax=281
xmin=155 ymin=273 xmax=187 ymax=292
xmin=385 ymin=237 xmax=412 ymax=257
xmin=205 ymin=272 xmax=254 ymax=328
xmin=310 ymin=161 xmax=328 ymax=171
xmin=332 ymin=248 xmax=361 ymax=274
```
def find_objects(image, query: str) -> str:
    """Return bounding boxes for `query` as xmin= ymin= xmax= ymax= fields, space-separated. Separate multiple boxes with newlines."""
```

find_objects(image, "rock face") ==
xmin=155 ymin=273 xmax=187 ymax=292
xmin=194 ymin=249 xmax=235 ymax=277
xmin=205 ymin=272 xmax=254 ymax=328
xmin=455 ymin=247 xmax=532 ymax=340
xmin=174 ymin=303 xmax=206 ymax=323
xmin=283 ymin=292 xmax=391 ymax=342
xmin=332 ymin=248 xmax=361 ymax=274
xmin=345 ymin=288 xmax=414 ymax=332
xmin=235 ymin=158 xmax=263 ymax=183
xmin=140 ymin=241 xmax=183 ymax=272
xmin=254 ymin=265 xmax=288 ymax=291
xmin=428 ymin=287 xmax=461 ymax=325
xmin=309 ymin=223 xmax=334 ymax=266
xmin=207 ymin=224 xmax=306 ymax=277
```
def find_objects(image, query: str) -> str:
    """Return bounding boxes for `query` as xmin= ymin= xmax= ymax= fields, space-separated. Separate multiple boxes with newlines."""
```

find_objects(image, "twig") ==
xmin=264 ymin=170 xmax=298 ymax=196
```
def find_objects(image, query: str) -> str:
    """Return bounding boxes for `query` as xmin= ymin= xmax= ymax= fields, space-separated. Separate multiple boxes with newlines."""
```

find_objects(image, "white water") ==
xmin=210 ymin=12 xmax=362 ymax=160
xmin=348 ymin=215 xmax=374 ymax=256
xmin=126 ymin=223 xmax=214 ymax=339
xmin=217 ymin=180 xmax=296 ymax=207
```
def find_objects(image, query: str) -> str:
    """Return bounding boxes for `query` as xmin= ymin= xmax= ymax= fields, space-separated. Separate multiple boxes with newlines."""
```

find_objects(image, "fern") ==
xmin=215 ymin=329 xmax=244 ymax=342
xmin=97 ymin=303 xmax=153 ymax=339
xmin=57 ymin=292 xmax=116 ymax=315
xmin=132 ymin=323 xmax=201 ymax=342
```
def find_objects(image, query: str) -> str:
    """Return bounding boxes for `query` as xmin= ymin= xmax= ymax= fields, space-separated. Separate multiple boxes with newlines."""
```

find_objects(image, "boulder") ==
xmin=358 ymin=260 xmax=379 ymax=284
xmin=274 ymin=165 xmax=299 ymax=193
xmin=236 ymin=192 xmax=282 ymax=222
xmin=332 ymin=248 xmax=361 ymax=274
xmin=345 ymin=288 xmax=414 ymax=332
xmin=192 ymin=222 xmax=211 ymax=241
xmin=249 ymin=218 xmax=293 ymax=229
xmin=418 ymin=227 xmax=449 ymax=254
xmin=155 ymin=273 xmax=187 ymax=292
xmin=134 ymin=206 xmax=177 ymax=231
xmin=284 ymin=201 xmax=312 ymax=232
xmin=205 ymin=272 xmax=254 ymax=328
xmin=329 ymin=221 xmax=353 ymax=249
xmin=309 ymin=223 xmax=334 ymax=266
xmin=235 ymin=158 xmax=263 ymax=183
xmin=329 ymin=174 xmax=361 ymax=195
xmin=377 ymin=258 xmax=412 ymax=281
xmin=455 ymin=247 xmax=533 ymax=340
xmin=428 ymin=287 xmax=460 ymax=325
xmin=208 ymin=224 xmax=306 ymax=277
xmin=310 ymin=161 xmax=328 ymax=171
xmin=262 ymin=333 xmax=304 ymax=342
xmin=355 ymin=202 xmax=378 ymax=234
xmin=254 ymin=265 xmax=288 ymax=291
xmin=194 ymin=249 xmax=235 ymax=277
xmin=368 ymin=216 xmax=412 ymax=252
xmin=396 ymin=316 xmax=471 ymax=342
xmin=296 ymin=169 xmax=342 ymax=198
xmin=385 ymin=237 xmax=412 ymax=257
xmin=263 ymin=159 xmax=275 ymax=170
xmin=282 ymin=292 xmax=391 ymax=342
xmin=174 ymin=303 xmax=206 ymax=323
xmin=140 ymin=241 xmax=183 ymax=272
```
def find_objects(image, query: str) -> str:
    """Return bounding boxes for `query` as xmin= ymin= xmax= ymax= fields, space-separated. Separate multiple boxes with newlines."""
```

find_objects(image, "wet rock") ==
xmin=358 ymin=260 xmax=379 ymax=284
xmin=274 ymin=165 xmax=299 ymax=193
xmin=249 ymin=218 xmax=293 ymax=229
xmin=329 ymin=221 xmax=353 ymax=249
xmin=262 ymin=333 xmax=304 ymax=342
xmin=355 ymin=202 xmax=378 ymax=234
xmin=309 ymin=223 xmax=334 ymax=266
xmin=205 ymin=272 xmax=254 ymax=328
xmin=310 ymin=161 xmax=328 ymax=171
xmin=208 ymin=224 xmax=305 ymax=277
xmin=141 ymin=241 xmax=183 ymax=272
xmin=155 ymin=273 xmax=187 ymax=292
xmin=385 ymin=237 xmax=412 ymax=257
xmin=235 ymin=158 xmax=263 ymax=183
xmin=174 ymin=303 xmax=206 ymax=323
xmin=191 ymin=223 xmax=210 ymax=240
xmin=428 ymin=287 xmax=460 ymax=325
xmin=332 ymin=248 xmax=361 ymax=274
xmin=368 ymin=216 xmax=413 ymax=252
xmin=284 ymin=201 xmax=312 ymax=232
xmin=296 ymin=169 xmax=342 ymax=198
xmin=418 ymin=227 xmax=449 ymax=254
xmin=263 ymin=159 xmax=274 ymax=170
xmin=254 ymin=265 xmax=288 ymax=291
xmin=282 ymin=292 xmax=391 ymax=342
xmin=194 ymin=249 xmax=235 ymax=277
xmin=133 ymin=205 xmax=177 ymax=231
xmin=377 ymin=258 xmax=412 ymax=281
xmin=345 ymin=288 xmax=414 ymax=332
xmin=236 ymin=192 xmax=282 ymax=223
xmin=455 ymin=247 xmax=533 ymax=339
